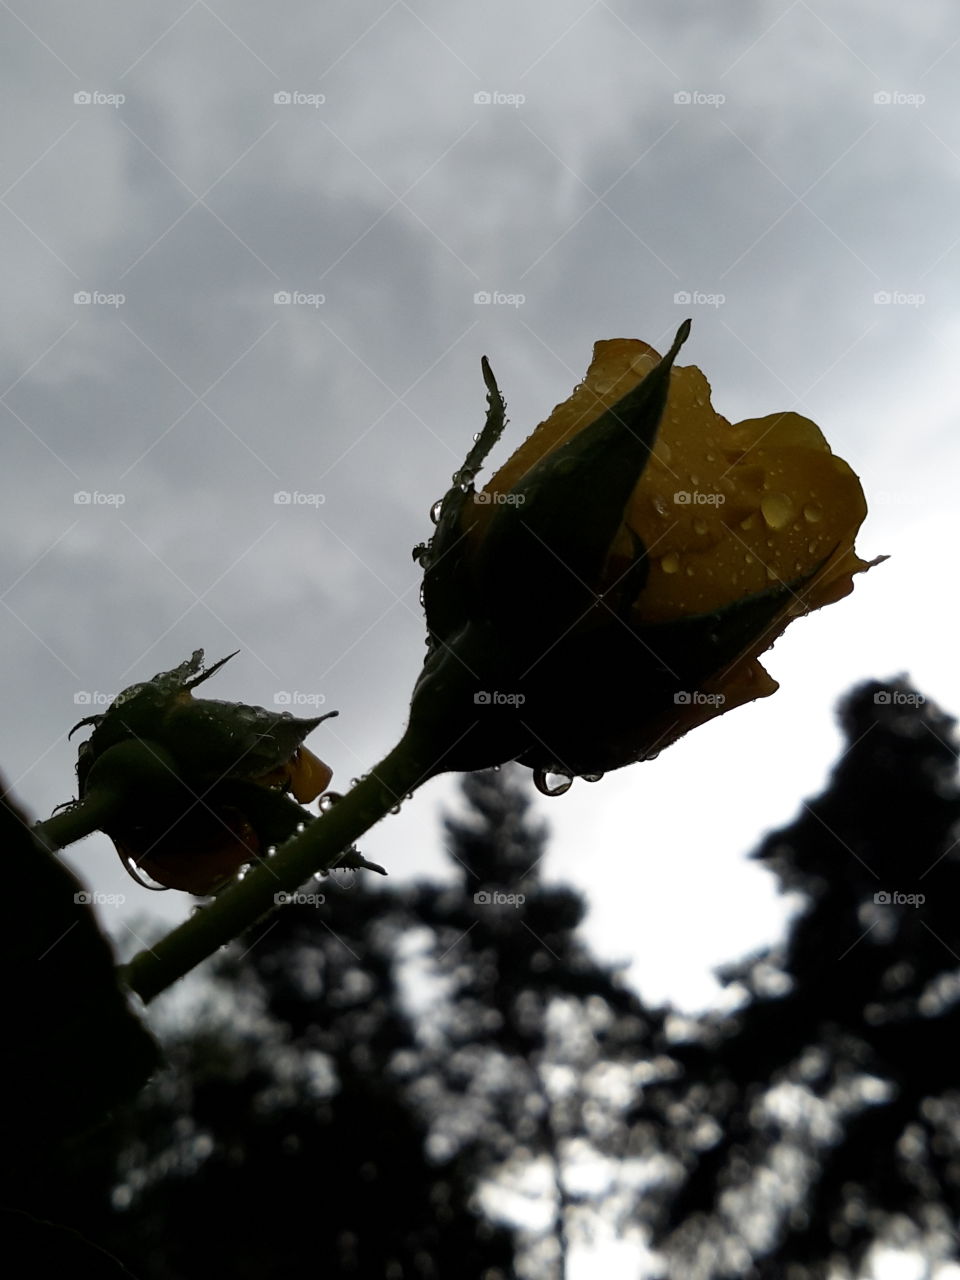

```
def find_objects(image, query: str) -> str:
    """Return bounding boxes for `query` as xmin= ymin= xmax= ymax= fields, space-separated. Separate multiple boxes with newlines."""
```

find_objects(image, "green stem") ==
xmin=120 ymin=731 xmax=436 ymax=1004
xmin=36 ymin=790 xmax=123 ymax=851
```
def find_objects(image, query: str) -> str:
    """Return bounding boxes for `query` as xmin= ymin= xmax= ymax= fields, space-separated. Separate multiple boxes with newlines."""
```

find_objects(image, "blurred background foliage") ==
xmin=4 ymin=677 xmax=960 ymax=1278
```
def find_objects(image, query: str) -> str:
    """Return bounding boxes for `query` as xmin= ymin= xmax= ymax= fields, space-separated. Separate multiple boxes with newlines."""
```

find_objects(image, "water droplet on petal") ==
xmin=430 ymin=499 xmax=443 ymax=524
xmin=740 ymin=515 xmax=756 ymax=531
xmin=802 ymin=502 xmax=823 ymax=523
xmin=534 ymin=767 xmax=573 ymax=797
xmin=652 ymin=497 xmax=669 ymax=517
xmin=767 ymin=567 xmax=779 ymax=581
xmin=693 ymin=518 xmax=708 ymax=536
xmin=581 ymin=772 xmax=604 ymax=783
xmin=389 ymin=803 xmax=402 ymax=815
xmin=760 ymin=492 xmax=794 ymax=530
xmin=660 ymin=551 xmax=681 ymax=574
xmin=319 ymin=791 xmax=343 ymax=811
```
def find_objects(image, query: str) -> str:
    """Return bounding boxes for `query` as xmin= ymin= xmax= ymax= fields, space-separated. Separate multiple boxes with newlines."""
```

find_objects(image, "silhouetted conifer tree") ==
xmin=635 ymin=678 xmax=960 ymax=1278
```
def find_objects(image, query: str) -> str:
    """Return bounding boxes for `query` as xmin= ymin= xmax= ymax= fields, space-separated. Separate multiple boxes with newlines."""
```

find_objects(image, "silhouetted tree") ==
xmin=635 ymin=678 xmax=960 ymax=1278
xmin=407 ymin=765 xmax=663 ymax=1277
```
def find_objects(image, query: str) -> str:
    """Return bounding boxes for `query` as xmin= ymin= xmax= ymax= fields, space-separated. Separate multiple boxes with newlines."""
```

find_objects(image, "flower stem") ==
xmin=36 ymin=790 xmax=123 ymax=851
xmin=121 ymin=731 xmax=436 ymax=1004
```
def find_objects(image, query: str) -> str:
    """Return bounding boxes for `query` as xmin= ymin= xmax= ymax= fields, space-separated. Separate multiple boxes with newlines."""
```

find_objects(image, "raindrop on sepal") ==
xmin=533 ymin=767 xmax=574 ymax=797
xmin=430 ymin=499 xmax=444 ymax=524
xmin=580 ymin=772 xmax=604 ymax=783
xmin=319 ymin=791 xmax=343 ymax=812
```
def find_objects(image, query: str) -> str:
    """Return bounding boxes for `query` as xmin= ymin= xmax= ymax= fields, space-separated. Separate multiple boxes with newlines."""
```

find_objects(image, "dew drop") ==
xmin=533 ymin=767 xmax=573 ymax=797
xmin=744 ymin=552 xmax=755 ymax=564
xmin=706 ymin=451 xmax=716 ymax=462
xmin=655 ymin=440 xmax=672 ymax=464
xmin=808 ymin=541 xmax=818 ymax=555
xmin=660 ymin=551 xmax=681 ymax=574
xmin=652 ymin=497 xmax=669 ymax=517
xmin=389 ymin=803 xmax=402 ymax=815
xmin=760 ymin=492 xmax=794 ymax=530
xmin=740 ymin=515 xmax=756 ymax=531
xmin=685 ymin=566 xmax=694 ymax=576
xmin=430 ymin=499 xmax=443 ymax=524
xmin=767 ymin=567 xmax=779 ymax=581
xmin=802 ymin=502 xmax=823 ymax=523
xmin=581 ymin=772 xmax=604 ymax=783
xmin=693 ymin=518 xmax=708 ymax=536
xmin=690 ymin=474 xmax=700 ymax=487
xmin=319 ymin=791 xmax=343 ymax=811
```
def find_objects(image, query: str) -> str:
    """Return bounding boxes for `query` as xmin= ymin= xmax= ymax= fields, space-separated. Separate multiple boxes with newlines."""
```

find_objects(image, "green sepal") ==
xmin=469 ymin=321 xmax=691 ymax=648
xmin=419 ymin=356 xmax=508 ymax=651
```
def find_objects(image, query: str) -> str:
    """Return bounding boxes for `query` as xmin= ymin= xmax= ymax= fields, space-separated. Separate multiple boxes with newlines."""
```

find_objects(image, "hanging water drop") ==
xmin=319 ymin=791 xmax=343 ymax=812
xmin=430 ymin=499 xmax=443 ymax=524
xmin=533 ymin=767 xmax=573 ymax=797
xmin=581 ymin=772 xmax=604 ymax=783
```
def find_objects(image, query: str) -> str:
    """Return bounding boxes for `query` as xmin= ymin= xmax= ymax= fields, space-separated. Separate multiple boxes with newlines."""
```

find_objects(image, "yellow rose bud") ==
xmin=410 ymin=324 xmax=882 ymax=788
xmin=69 ymin=650 xmax=336 ymax=893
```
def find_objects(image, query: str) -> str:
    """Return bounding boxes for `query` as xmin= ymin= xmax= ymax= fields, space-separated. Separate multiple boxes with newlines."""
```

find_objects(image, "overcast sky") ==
xmin=3 ymin=0 xmax=957 ymax=1020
